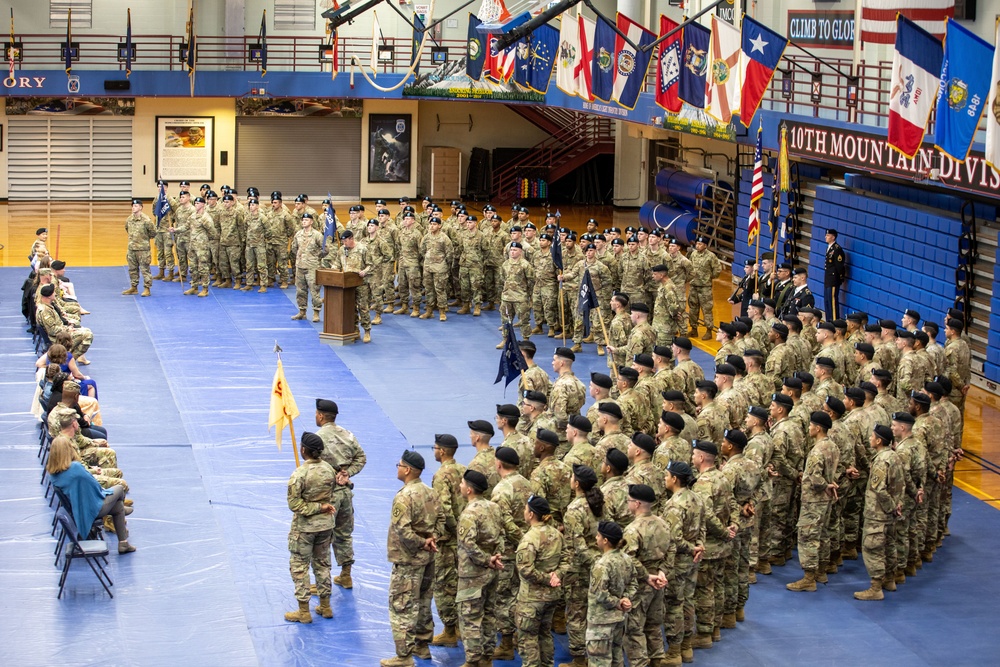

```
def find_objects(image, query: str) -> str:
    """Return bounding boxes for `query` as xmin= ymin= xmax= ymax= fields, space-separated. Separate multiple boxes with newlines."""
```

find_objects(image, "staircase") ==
xmin=492 ymin=105 xmax=616 ymax=203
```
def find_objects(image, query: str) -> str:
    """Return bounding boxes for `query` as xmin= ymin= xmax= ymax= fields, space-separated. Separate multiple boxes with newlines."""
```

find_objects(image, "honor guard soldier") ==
xmin=823 ymin=229 xmax=846 ymax=321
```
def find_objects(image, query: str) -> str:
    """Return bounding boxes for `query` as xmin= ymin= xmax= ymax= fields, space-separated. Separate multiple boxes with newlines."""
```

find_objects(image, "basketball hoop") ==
xmin=475 ymin=0 xmax=545 ymax=32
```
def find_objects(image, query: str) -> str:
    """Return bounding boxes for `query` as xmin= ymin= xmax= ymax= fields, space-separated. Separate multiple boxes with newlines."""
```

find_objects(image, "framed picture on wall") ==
xmin=155 ymin=116 xmax=215 ymax=182
xmin=368 ymin=113 xmax=411 ymax=183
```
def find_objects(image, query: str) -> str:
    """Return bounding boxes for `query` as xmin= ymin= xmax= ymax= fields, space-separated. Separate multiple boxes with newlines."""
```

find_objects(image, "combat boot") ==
xmin=165 ymin=269 xmax=174 ymax=282
xmin=825 ymin=560 xmax=838 ymax=574
xmin=816 ymin=569 xmax=829 ymax=584
xmin=241 ymin=283 xmax=253 ymax=291
xmin=493 ymin=634 xmax=514 ymax=660
xmin=701 ymin=328 xmax=713 ymax=341
xmin=473 ymin=304 xmax=481 ymax=316
xmin=687 ymin=328 xmax=699 ymax=337
xmin=721 ymin=613 xmax=737 ymax=629
xmin=786 ymin=570 xmax=817 ymax=592
xmin=756 ymin=560 xmax=772 ymax=575
xmin=413 ymin=642 xmax=431 ymax=660
xmin=363 ymin=330 xmax=371 ymax=343
xmin=152 ymin=268 xmax=163 ymax=280
xmin=557 ymin=656 xmax=588 ymax=667
xmin=663 ymin=644 xmax=683 ymax=666
xmin=457 ymin=303 xmax=471 ymax=315
xmin=842 ymin=546 xmax=858 ymax=560
xmin=853 ymin=579 xmax=884 ymax=601
xmin=548 ymin=327 xmax=556 ymax=338
xmin=439 ymin=311 xmax=447 ymax=321
xmin=383 ymin=303 xmax=395 ymax=313
xmin=379 ymin=655 xmax=414 ymax=667
xmin=311 ymin=311 xmax=321 ymax=322
xmin=431 ymin=624 xmax=459 ymax=647
xmin=681 ymin=636 xmax=694 ymax=662
xmin=882 ymin=575 xmax=897 ymax=592
xmin=291 ymin=310 xmax=306 ymax=320
xmin=314 ymin=596 xmax=334 ymax=618
xmin=748 ymin=570 xmax=757 ymax=584
xmin=393 ymin=305 xmax=407 ymax=315
xmin=712 ymin=627 xmax=721 ymax=642
xmin=419 ymin=310 xmax=432 ymax=319
xmin=770 ymin=554 xmax=786 ymax=567
xmin=141 ymin=287 xmax=151 ymax=297
xmin=258 ymin=286 xmax=267 ymax=293
xmin=197 ymin=287 xmax=209 ymax=297
xmin=834 ymin=549 xmax=844 ymax=566
xmin=582 ymin=334 xmax=595 ymax=343
xmin=895 ymin=569 xmax=906 ymax=585
xmin=122 ymin=286 xmax=138 ymax=295
xmin=692 ymin=633 xmax=713 ymax=649
xmin=904 ymin=561 xmax=917 ymax=577
xmin=284 ymin=600 xmax=312 ymax=623
xmin=232 ymin=280 xmax=242 ymax=290
xmin=530 ymin=325 xmax=543 ymax=334
xmin=279 ymin=280 xmax=288 ymax=289
xmin=570 ymin=343 xmax=583 ymax=353
xmin=921 ymin=550 xmax=934 ymax=563
xmin=735 ymin=607 xmax=745 ymax=622
xmin=183 ymin=286 xmax=198 ymax=295
xmin=410 ymin=307 xmax=420 ymax=318
xmin=552 ymin=605 xmax=567 ymax=634
xmin=484 ymin=302 xmax=496 ymax=311
xmin=220 ymin=280 xmax=233 ymax=288
xmin=334 ymin=564 xmax=353 ymax=589
xmin=372 ymin=313 xmax=382 ymax=325
xmin=597 ymin=346 xmax=605 ymax=356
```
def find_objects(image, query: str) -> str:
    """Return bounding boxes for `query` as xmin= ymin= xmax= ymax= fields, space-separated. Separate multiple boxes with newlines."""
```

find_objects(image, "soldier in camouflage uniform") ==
xmin=467 ymin=420 xmax=501 ymax=498
xmin=265 ymin=193 xmax=296 ymax=289
xmin=600 ymin=447 xmax=632 ymax=526
xmin=36 ymin=285 xmax=93 ymax=360
xmin=787 ymin=412 xmax=839 ymax=592
xmin=654 ymin=411 xmax=692 ymax=471
xmin=517 ymin=341 xmax=552 ymax=411
xmin=518 ymin=390 xmax=557 ymax=444
xmin=894 ymin=331 xmax=924 ymax=401
xmin=481 ymin=208 xmax=507 ymax=311
xmin=530 ymin=429 xmax=573 ymax=525
xmin=560 ymin=464 xmax=603 ymax=666
xmin=151 ymin=180 xmax=174 ymax=279
xmin=284 ymin=433 xmax=336 ymax=624
xmin=430 ymin=435 xmax=466 ymax=649
xmin=605 ymin=295 xmax=634 ymax=373
xmin=454 ymin=469 xmax=505 ymax=665
xmin=498 ymin=243 xmax=534 ymax=345
xmin=855 ymin=424 xmax=904 ymax=601
xmin=393 ymin=213 xmax=424 ymax=317
xmin=290 ymin=215 xmax=325 ymax=321
xmin=893 ymin=411 xmax=927 ymax=579
xmin=323 ymin=231 xmax=374 ymax=343
xmin=516 ymin=495 xmax=565 ymax=667
xmin=617 ymin=367 xmax=653 ymax=438
xmin=567 ymin=244 xmax=613 ymax=353
xmin=531 ymin=233 xmax=560 ymax=336
xmin=564 ymin=415 xmax=599 ymax=472
xmin=315 ymin=399 xmax=366 ymax=588
xmin=662 ymin=461 xmax=706 ymax=664
xmin=651 ymin=265 xmax=682 ymax=347
xmin=765 ymin=323 xmax=795 ymax=391
xmin=383 ymin=450 xmax=443 ymax=667
xmin=122 ymin=198 xmax=156 ymax=297
xmin=419 ymin=217 xmax=454 ymax=320
xmin=619 ymin=236 xmax=650 ymax=305
xmin=595 ymin=399 xmax=634 ymax=462
xmin=550 ymin=347 xmax=587 ymax=457
xmin=719 ymin=429 xmax=761 ymax=626
xmin=242 ymin=198 xmax=270 ymax=292
xmin=167 ymin=188 xmax=195 ymax=282
xmin=944 ymin=318 xmax=971 ymax=414
xmin=490 ymin=446 xmax=533 ymax=660
xmin=744 ymin=406 xmax=776 ymax=575
xmin=364 ymin=218 xmax=395 ymax=320
xmin=694 ymin=381 xmax=728 ymax=446
xmin=687 ymin=236 xmax=722 ymax=340
xmin=456 ymin=215 xmax=487 ymax=316
xmin=587 ymin=520 xmax=639 ymax=667
xmin=183 ymin=196 xmax=218 ymax=297
xmin=217 ymin=194 xmax=245 ymax=289
xmin=53 ymin=407 xmax=119 ymax=471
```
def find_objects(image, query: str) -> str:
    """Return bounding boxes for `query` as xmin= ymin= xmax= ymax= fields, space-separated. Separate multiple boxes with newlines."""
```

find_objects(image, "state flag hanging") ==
xmin=705 ymin=15 xmax=741 ymax=123
xmin=985 ymin=19 xmax=1000 ymax=171
xmin=556 ymin=11 xmax=582 ymax=96
xmin=528 ymin=24 xmax=559 ymax=94
xmin=887 ymin=15 xmax=943 ymax=158
xmin=611 ymin=13 xmax=655 ymax=110
xmin=467 ymin=14 xmax=487 ymax=80
xmin=933 ymin=18 xmax=992 ymax=162
xmin=575 ymin=14 xmax=595 ymax=101
xmin=591 ymin=16 xmax=616 ymax=103
xmin=740 ymin=15 xmax=787 ymax=127
xmin=678 ymin=20 xmax=710 ymax=109
xmin=656 ymin=15 xmax=682 ymax=114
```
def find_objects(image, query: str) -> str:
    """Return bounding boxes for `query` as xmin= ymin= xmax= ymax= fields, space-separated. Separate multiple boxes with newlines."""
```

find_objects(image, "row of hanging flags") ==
xmin=466 ymin=10 xmax=787 ymax=125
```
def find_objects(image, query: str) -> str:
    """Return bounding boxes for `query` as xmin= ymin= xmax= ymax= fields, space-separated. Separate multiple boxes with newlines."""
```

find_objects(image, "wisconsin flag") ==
xmin=611 ymin=13 xmax=655 ymax=110
xmin=934 ymin=18 xmax=993 ymax=162
xmin=656 ymin=15 xmax=682 ymax=113
xmin=556 ymin=12 xmax=582 ymax=96
xmin=740 ymin=16 xmax=787 ymax=127
xmin=678 ymin=20 xmax=710 ymax=109
xmin=986 ymin=19 xmax=1000 ymax=171
xmin=705 ymin=15 xmax=741 ymax=123
xmin=888 ymin=16 xmax=943 ymax=158
xmin=591 ymin=17 xmax=616 ymax=102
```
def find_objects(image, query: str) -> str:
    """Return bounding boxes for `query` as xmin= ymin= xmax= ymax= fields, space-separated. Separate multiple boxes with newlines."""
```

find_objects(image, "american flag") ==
xmin=747 ymin=121 xmax=763 ymax=247
xmin=860 ymin=0 xmax=953 ymax=45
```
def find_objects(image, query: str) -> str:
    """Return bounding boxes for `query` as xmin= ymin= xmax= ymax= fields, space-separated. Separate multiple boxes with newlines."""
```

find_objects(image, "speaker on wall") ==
xmin=104 ymin=80 xmax=131 ymax=91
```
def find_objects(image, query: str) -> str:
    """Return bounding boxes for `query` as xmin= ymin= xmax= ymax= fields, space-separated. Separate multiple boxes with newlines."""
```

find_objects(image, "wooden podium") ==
xmin=316 ymin=269 xmax=364 ymax=345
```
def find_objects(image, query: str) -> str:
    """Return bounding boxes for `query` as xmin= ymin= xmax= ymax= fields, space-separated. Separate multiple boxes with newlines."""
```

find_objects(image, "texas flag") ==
xmin=887 ymin=16 xmax=943 ymax=158
xmin=739 ymin=16 xmax=787 ymax=127
xmin=612 ymin=13 xmax=656 ymax=110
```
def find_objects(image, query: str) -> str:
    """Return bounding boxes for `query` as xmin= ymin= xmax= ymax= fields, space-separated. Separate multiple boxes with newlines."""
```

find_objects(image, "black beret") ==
xmin=873 ymin=424 xmax=894 ymax=445
xmin=316 ymin=398 xmax=339 ymax=414
xmin=193 ymin=196 xmax=206 ymax=203
xmin=743 ymin=348 xmax=764 ymax=358
xmin=247 ymin=198 xmax=259 ymax=205
xmin=815 ymin=356 xmax=836 ymax=369
xmin=725 ymin=355 xmax=746 ymax=373
xmin=301 ymin=431 xmax=325 ymax=454
xmin=584 ymin=243 xmax=597 ymax=251
xmin=719 ymin=322 xmax=737 ymax=337
xmin=270 ymin=191 xmax=282 ymax=200
xmin=844 ymin=387 xmax=866 ymax=402
xmin=782 ymin=312 xmax=801 ymax=324
xmin=222 ymin=194 xmax=234 ymax=201
xmin=825 ymin=396 xmax=846 ymax=416
xmin=695 ymin=380 xmax=718 ymax=395
xmin=914 ymin=331 xmax=929 ymax=346
xmin=783 ymin=376 xmax=803 ymax=390
xmin=496 ymin=403 xmax=520 ymax=418
xmin=673 ymin=336 xmax=692 ymax=350
xmin=401 ymin=449 xmax=425 ymax=470
xmin=923 ymin=321 xmax=939 ymax=336
xmin=628 ymin=483 xmax=656 ymax=503
xmin=724 ymin=429 xmax=748 ymax=450
xmin=904 ymin=309 xmax=920 ymax=322
xmin=833 ymin=319 xmax=847 ymax=330
xmin=651 ymin=263 xmax=668 ymax=273
xmin=661 ymin=390 xmax=685 ymax=402
xmin=749 ymin=299 xmax=765 ymax=309
xmin=910 ymin=391 xmax=931 ymax=406
xmin=598 ymin=402 xmax=623 ymax=420
xmin=872 ymin=368 xmax=893 ymax=381
xmin=51 ymin=260 xmax=66 ymax=270
xmin=518 ymin=339 xmax=537 ymax=353
xmin=653 ymin=345 xmax=673 ymax=359
xmin=696 ymin=235 xmax=709 ymax=244
xmin=573 ymin=464 xmax=598 ymax=489
xmin=535 ymin=428 xmax=560 ymax=447
xmin=40 ymin=284 xmax=55 ymax=297
xmin=846 ymin=312 xmax=865 ymax=322
xmin=826 ymin=228 xmax=838 ymax=237
xmin=733 ymin=321 xmax=750 ymax=335
xmin=340 ymin=230 xmax=354 ymax=240
xmin=509 ymin=241 xmax=523 ymax=249
xmin=463 ymin=469 xmax=489 ymax=493
xmin=859 ymin=381 xmax=878 ymax=395
xmin=633 ymin=353 xmax=654 ymax=368
xmin=716 ymin=363 xmax=736 ymax=377
xmin=611 ymin=238 xmax=625 ymax=246
xmin=763 ymin=298 xmax=777 ymax=308
xmin=933 ymin=375 xmax=953 ymax=394
xmin=618 ymin=367 xmax=639 ymax=381
xmin=631 ymin=432 xmax=656 ymax=454
xmin=772 ymin=393 xmax=794 ymax=409
xmin=744 ymin=259 xmax=756 ymax=267
xmin=795 ymin=371 xmax=815 ymax=385
xmin=747 ymin=405 xmax=768 ymax=421
xmin=895 ymin=329 xmax=914 ymax=340
xmin=510 ymin=225 xmax=523 ymax=232
xmin=496 ymin=446 xmax=520 ymax=466
xmin=666 ymin=460 xmax=694 ymax=478
xmin=180 ymin=180 xmax=191 ymax=186
xmin=879 ymin=319 xmax=898 ymax=330
xmin=569 ymin=414 xmax=592 ymax=433
xmin=692 ymin=440 xmax=718 ymax=455
xmin=810 ymin=411 xmax=833 ymax=430
xmin=591 ymin=372 xmax=614 ymax=389
xmin=661 ymin=411 xmax=685 ymax=432
xmin=771 ymin=322 xmax=789 ymax=336
xmin=606 ymin=448 xmax=629 ymax=473
xmin=555 ymin=346 xmax=576 ymax=361
xmin=301 ymin=212 xmax=314 ymax=220
xmin=792 ymin=267 xmax=807 ymax=276
xmin=597 ymin=520 xmax=623 ymax=543
xmin=891 ymin=411 xmax=915 ymax=425
xmin=855 ymin=342 xmax=875 ymax=357
xmin=864 ymin=324 xmax=882 ymax=333
xmin=527 ymin=495 xmax=551 ymax=516
xmin=435 ymin=433 xmax=459 ymax=450
xmin=523 ymin=390 xmax=548 ymax=405
xmin=631 ymin=302 xmax=650 ymax=314
xmin=468 ymin=419 xmax=495 ymax=436
xmin=946 ymin=317 xmax=964 ymax=331
xmin=540 ymin=233 xmax=553 ymax=241
xmin=817 ymin=322 xmax=836 ymax=332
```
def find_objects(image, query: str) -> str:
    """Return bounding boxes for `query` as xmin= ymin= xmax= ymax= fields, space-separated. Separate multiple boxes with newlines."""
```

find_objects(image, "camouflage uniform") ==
xmin=291 ymin=227 xmax=325 ymax=312
xmin=745 ymin=431 xmax=775 ymax=568
xmin=626 ymin=460 xmax=667 ymax=515
xmin=124 ymin=211 xmax=156 ymax=290
xmin=457 ymin=496 xmax=505 ymax=663
xmin=944 ymin=336 xmax=971 ymax=413
xmin=895 ymin=434 xmax=927 ymax=568
xmin=500 ymin=255 xmax=535 ymax=340
xmin=550 ymin=372 xmax=587 ymax=456
xmin=518 ymin=365 xmax=552 ymax=409
xmin=696 ymin=401 xmax=728 ymax=447
xmin=243 ymin=207 xmax=270 ymax=287
xmin=287 ymin=459 xmax=336 ymax=602
xmin=365 ymin=227 xmax=395 ymax=309
xmin=36 ymin=302 xmax=92 ymax=357
xmin=863 ymin=447 xmax=904 ymax=580
xmin=503 ymin=429 xmax=536 ymax=480
xmin=530 ymin=457 xmax=572 ymax=525
xmin=562 ymin=495 xmax=601 ymax=660
xmin=653 ymin=435 xmax=691 ymax=471
xmin=600 ymin=471 xmax=632 ymax=527
xmin=458 ymin=224 xmax=487 ymax=308
xmin=652 ymin=278 xmax=683 ymax=346
xmin=265 ymin=205 xmax=296 ymax=286
xmin=625 ymin=322 xmax=657 ymax=361
xmin=431 ymin=458 xmax=466 ymax=632
xmin=619 ymin=249 xmax=650 ymax=305
xmin=421 ymin=228 xmax=454 ymax=313
xmin=491 ymin=471 xmax=533 ymax=641
xmin=467 ymin=447 xmax=500 ymax=498
xmin=764 ymin=341 xmax=795 ymax=392
xmin=516 ymin=521 xmax=565 ymax=667
xmin=324 ymin=242 xmax=374 ymax=334
xmin=662 ymin=486 xmax=706 ymax=650
xmin=387 ymin=478 xmax=444 ymax=659
xmin=720 ymin=453 xmax=761 ymax=616
xmin=693 ymin=467 xmax=735 ymax=635
xmin=188 ymin=211 xmax=218 ymax=289
xmin=607 ymin=310 xmax=634 ymax=372
xmin=531 ymin=243 xmax=560 ymax=330
xmin=587 ymin=547 xmax=639 ymax=667
xmin=482 ymin=224 xmax=508 ymax=307
xmin=568 ymin=259 xmax=613 ymax=345
xmin=218 ymin=205 xmax=245 ymax=284
xmin=397 ymin=224 xmax=424 ymax=312
xmin=316 ymin=422 xmax=367 ymax=566
xmin=169 ymin=198 xmax=195 ymax=279
xmin=797 ymin=436 xmax=839 ymax=571
xmin=622 ymin=512 xmax=674 ymax=667
xmin=687 ymin=247 xmax=722 ymax=330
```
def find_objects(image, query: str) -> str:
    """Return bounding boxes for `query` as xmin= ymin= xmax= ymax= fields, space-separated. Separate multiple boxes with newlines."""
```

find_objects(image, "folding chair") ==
xmin=54 ymin=508 xmax=113 ymax=599
xmin=51 ymin=487 xmax=104 ymax=545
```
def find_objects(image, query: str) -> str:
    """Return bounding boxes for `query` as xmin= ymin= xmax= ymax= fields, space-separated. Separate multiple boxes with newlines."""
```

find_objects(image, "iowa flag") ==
xmin=887 ymin=16 xmax=942 ymax=158
xmin=268 ymin=359 xmax=300 ymax=449
xmin=611 ymin=13 xmax=655 ymax=110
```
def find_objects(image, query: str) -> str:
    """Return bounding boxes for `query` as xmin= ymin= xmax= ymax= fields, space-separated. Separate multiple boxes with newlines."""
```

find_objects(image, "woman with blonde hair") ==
xmin=47 ymin=436 xmax=135 ymax=554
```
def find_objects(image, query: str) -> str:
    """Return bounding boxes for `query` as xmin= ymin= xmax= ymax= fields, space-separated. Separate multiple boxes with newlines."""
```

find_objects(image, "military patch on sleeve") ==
xmin=870 ymin=471 xmax=883 ymax=488
xmin=392 ymin=504 xmax=402 ymax=519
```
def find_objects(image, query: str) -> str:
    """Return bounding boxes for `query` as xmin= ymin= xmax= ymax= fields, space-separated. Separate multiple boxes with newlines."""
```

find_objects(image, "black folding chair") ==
xmin=54 ymin=508 xmax=113 ymax=599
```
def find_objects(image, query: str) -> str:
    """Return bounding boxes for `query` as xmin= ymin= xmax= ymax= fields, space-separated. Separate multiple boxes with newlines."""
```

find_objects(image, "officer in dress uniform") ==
xmin=729 ymin=259 xmax=759 ymax=317
xmin=824 ymin=229 xmax=846 ymax=321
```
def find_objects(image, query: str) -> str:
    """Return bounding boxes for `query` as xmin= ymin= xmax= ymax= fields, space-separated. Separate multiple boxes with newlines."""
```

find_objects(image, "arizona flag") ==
xmin=740 ymin=16 xmax=787 ymax=127
xmin=612 ymin=13 xmax=656 ymax=110
xmin=934 ymin=18 xmax=992 ymax=162
xmin=656 ymin=15 xmax=682 ymax=113
xmin=705 ymin=15 xmax=742 ymax=123
xmin=887 ymin=16 xmax=943 ymax=158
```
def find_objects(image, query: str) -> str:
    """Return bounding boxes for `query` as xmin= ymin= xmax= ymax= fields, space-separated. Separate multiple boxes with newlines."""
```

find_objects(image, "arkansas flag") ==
xmin=887 ymin=16 xmax=943 ymax=158
xmin=656 ymin=15 xmax=682 ymax=113
xmin=740 ymin=16 xmax=787 ymax=127
xmin=612 ymin=13 xmax=656 ymax=110
xmin=705 ymin=15 xmax=742 ymax=123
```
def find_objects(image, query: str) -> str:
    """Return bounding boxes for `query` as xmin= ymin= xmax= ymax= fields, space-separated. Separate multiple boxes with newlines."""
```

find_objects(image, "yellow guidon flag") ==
xmin=268 ymin=359 xmax=299 ymax=450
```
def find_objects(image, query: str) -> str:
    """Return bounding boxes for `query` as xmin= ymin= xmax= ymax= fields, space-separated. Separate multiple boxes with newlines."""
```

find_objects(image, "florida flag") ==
xmin=612 ymin=13 xmax=656 ymax=110
xmin=705 ymin=15 xmax=742 ymax=123
xmin=656 ymin=15 xmax=682 ymax=113
xmin=888 ymin=16 xmax=943 ymax=158
xmin=740 ymin=16 xmax=787 ymax=127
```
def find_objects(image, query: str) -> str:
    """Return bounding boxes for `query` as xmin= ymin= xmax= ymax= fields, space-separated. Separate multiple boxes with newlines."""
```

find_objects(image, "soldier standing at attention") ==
xmin=428 ymin=433 xmax=465 ymax=650
xmin=518 ymin=341 xmax=552 ymax=409
xmin=457 ymin=214 xmax=487 ymax=316
xmin=168 ymin=185 xmax=194 ymax=282
xmin=661 ymin=461 xmax=705 ymax=665
xmin=151 ymin=180 xmax=172 ymax=280
xmin=284 ymin=433 xmax=336 ymax=624
xmin=586 ymin=520 xmax=638 ymax=667
xmin=185 ymin=196 xmax=218 ymax=298
xmin=560 ymin=464 xmax=604 ymax=667
xmin=490 ymin=446 xmax=533 ymax=660
xmin=467 ymin=420 xmax=501 ymax=497
xmin=823 ymin=229 xmax=846 ymax=321
xmin=651 ymin=264 xmax=682 ymax=348
xmin=122 ymin=198 xmax=156 ymax=297
xmin=516 ymin=495 xmax=565 ymax=667
xmin=242 ymin=197 xmax=269 ymax=292
xmin=456 ymin=470 xmax=506 ymax=667
xmin=217 ymin=194 xmax=245 ymax=290
xmin=550 ymin=347 xmax=587 ymax=458
xmin=530 ymin=232 xmax=560 ymax=337
xmin=290 ymin=214 xmax=325 ymax=322
xmin=394 ymin=212 xmax=425 ymax=318
xmin=314 ymin=399 xmax=366 ymax=589
xmin=497 ymin=242 xmax=534 ymax=347
xmin=420 ymin=217 xmax=454 ymax=321
xmin=854 ymin=424 xmax=904 ymax=601
xmin=605 ymin=294 xmax=634 ymax=373
xmin=687 ymin=236 xmax=722 ymax=341
xmin=383 ymin=450 xmax=443 ymax=667
xmin=530 ymin=429 xmax=573 ymax=526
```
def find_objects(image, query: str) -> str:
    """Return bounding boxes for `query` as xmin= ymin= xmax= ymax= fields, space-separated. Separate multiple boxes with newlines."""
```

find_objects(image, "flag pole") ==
xmin=274 ymin=342 xmax=300 ymax=467
xmin=595 ymin=306 xmax=618 ymax=383
xmin=55 ymin=225 xmax=61 ymax=259
xmin=557 ymin=274 xmax=566 ymax=345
